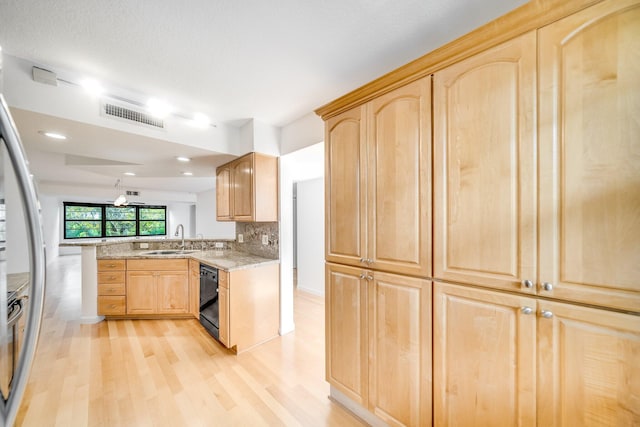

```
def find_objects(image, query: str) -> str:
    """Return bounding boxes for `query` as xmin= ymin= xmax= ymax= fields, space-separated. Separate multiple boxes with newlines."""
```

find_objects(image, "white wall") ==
xmin=280 ymin=112 xmax=324 ymax=155
xmin=40 ymin=195 xmax=61 ymax=261
xmin=167 ymin=203 xmax=194 ymax=238
xmin=296 ymin=178 xmax=324 ymax=296
xmin=195 ymin=189 xmax=235 ymax=239
xmin=279 ymin=141 xmax=324 ymax=335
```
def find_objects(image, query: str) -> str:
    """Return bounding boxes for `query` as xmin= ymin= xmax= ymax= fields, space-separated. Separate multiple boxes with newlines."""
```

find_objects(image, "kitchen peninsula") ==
xmin=61 ymin=236 xmax=280 ymax=353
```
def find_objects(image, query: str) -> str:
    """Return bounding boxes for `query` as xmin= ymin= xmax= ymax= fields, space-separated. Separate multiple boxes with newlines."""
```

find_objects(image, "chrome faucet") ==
xmin=174 ymin=224 xmax=185 ymax=250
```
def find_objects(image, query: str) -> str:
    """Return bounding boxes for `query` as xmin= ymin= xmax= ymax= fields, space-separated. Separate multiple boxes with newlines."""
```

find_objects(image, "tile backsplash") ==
xmin=235 ymin=222 xmax=279 ymax=259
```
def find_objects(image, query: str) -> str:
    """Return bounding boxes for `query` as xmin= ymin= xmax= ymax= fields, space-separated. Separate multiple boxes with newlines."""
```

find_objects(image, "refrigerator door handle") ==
xmin=0 ymin=94 xmax=47 ymax=427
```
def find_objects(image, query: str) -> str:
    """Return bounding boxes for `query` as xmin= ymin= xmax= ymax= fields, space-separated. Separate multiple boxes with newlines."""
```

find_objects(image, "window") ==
xmin=63 ymin=202 xmax=167 ymax=239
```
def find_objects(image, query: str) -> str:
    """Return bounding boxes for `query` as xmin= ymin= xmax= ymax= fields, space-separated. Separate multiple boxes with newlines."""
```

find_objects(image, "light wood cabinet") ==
xmin=326 ymin=263 xmax=368 ymax=406
xmin=218 ymin=270 xmax=229 ymax=347
xmin=433 ymin=31 xmax=537 ymax=294
xmin=537 ymin=0 xmax=640 ymax=312
xmin=215 ymin=166 xmax=231 ymax=220
xmin=125 ymin=259 xmax=189 ymax=316
xmin=435 ymin=282 xmax=640 ymax=426
xmin=97 ymin=260 xmax=126 ymax=315
xmin=326 ymin=77 xmax=432 ymax=277
xmin=215 ymin=263 xmax=279 ymax=353
xmin=537 ymin=300 xmax=640 ymax=426
xmin=326 ymin=263 xmax=431 ymax=426
xmin=320 ymin=1 xmax=640 ymax=425
xmin=368 ymin=271 xmax=431 ymax=427
xmin=188 ymin=259 xmax=200 ymax=318
xmin=433 ymin=282 xmax=536 ymax=426
xmin=215 ymin=152 xmax=278 ymax=222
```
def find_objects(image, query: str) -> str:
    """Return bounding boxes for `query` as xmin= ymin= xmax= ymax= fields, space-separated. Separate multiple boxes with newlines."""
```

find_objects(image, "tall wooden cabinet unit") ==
xmin=320 ymin=0 xmax=640 ymax=425
xmin=433 ymin=31 xmax=537 ymax=294
xmin=537 ymin=0 xmax=640 ymax=312
xmin=326 ymin=77 xmax=432 ymax=278
xmin=433 ymin=283 xmax=537 ymax=426
xmin=326 ymin=263 xmax=431 ymax=427
xmin=215 ymin=152 xmax=278 ymax=222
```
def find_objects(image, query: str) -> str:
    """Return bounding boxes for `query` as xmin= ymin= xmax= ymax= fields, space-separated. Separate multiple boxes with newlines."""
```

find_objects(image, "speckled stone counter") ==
xmin=97 ymin=249 xmax=278 ymax=272
xmin=8 ymin=272 xmax=30 ymax=294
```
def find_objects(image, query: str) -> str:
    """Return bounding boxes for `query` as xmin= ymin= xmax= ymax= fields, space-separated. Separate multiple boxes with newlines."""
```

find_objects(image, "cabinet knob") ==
xmin=359 ymin=273 xmax=366 ymax=279
xmin=541 ymin=310 xmax=553 ymax=319
xmin=360 ymin=258 xmax=366 ymax=264
xmin=522 ymin=279 xmax=533 ymax=289
xmin=109 ymin=276 xmax=116 ymax=280
xmin=542 ymin=282 xmax=553 ymax=292
xmin=520 ymin=306 xmax=533 ymax=315
xmin=367 ymin=259 xmax=373 ymax=264
xmin=366 ymin=275 xmax=373 ymax=281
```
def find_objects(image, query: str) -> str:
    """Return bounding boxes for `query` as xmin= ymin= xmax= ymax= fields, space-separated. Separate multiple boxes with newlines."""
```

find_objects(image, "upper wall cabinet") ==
xmin=216 ymin=152 xmax=279 ymax=222
xmin=433 ymin=31 xmax=537 ymax=294
xmin=326 ymin=77 xmax=432 ymax=277
xmin=537 ymin=0 xmax=640 ymax=312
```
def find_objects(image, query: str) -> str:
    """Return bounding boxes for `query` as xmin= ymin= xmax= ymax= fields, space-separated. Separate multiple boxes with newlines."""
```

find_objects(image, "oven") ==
xmin=2 ymin=291 xmax=25 ymax=398
xmin=199 ymin=264 xmax=219 ymax=340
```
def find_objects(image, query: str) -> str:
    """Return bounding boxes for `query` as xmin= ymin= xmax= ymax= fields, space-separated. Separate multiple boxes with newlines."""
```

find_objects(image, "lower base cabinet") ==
xmin=434 ymin=282 xmax=640 ymax=426
xmin=217 ymin=263 xmax=279 ymax=353
xmin=125 ymin=259 xmax=189 ymax=316
xmin=326 ymin=263 xmax=432 ymax=427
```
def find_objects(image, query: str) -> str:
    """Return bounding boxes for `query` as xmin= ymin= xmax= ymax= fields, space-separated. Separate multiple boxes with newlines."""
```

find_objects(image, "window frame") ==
xmin=63 ymin=202 xmax=167 ymax=239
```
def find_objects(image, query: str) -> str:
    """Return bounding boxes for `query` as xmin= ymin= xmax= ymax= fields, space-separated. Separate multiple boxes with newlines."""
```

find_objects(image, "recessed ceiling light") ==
xmin=147 ymin=98 xmax=173 ymax=119
xmin=124 ymin=172 xmax=136 ymax=176
xmin=182 ymin=171 xmax=193 ymax=176
xmin=80 ymin=78 xmax=105 ymax=96
xmin=176 ymin=156 xmax=191 ymax=162
xmin=39 ymin=131 xmax=67 ymax=140
xmin=191 ymin=112 xmax=210 ymax=128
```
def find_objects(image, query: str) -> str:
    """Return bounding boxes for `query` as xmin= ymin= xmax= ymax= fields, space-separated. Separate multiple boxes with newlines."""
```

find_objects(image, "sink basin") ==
xmin=142 ymin=250 xmax=198 ymax=255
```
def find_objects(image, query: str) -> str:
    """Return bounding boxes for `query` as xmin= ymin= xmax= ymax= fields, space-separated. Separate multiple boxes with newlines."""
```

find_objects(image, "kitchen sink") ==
xmin=142 ymin=250 xmax=198 ymax=255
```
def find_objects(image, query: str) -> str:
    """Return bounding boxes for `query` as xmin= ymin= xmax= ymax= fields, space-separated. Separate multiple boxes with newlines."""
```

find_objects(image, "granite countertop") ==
xmin=8 ymin=272 xmax=30 ymax=294
xmin=98 ymin=249 xmax=278 ymax=272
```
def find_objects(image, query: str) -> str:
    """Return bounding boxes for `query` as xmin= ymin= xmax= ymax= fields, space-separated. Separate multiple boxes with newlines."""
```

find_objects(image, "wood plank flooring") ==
xmin=15 ymin=255 xmax=364 ymax=426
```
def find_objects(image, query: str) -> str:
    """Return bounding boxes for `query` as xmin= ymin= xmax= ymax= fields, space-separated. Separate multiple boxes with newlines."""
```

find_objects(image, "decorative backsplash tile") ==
xmin=235 ymin=222 xmax=279 ymax=259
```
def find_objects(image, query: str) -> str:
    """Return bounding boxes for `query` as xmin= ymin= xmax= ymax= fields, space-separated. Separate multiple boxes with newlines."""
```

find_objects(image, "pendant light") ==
xmin=113 ymin=178 xmax=128 ymax=206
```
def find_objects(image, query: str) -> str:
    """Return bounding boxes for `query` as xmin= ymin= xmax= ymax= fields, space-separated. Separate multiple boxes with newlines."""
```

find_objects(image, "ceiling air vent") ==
xmin=126 ymin=190 xmax=140 ymax=196
xmin=101 ymin=101 xmax=165 ymax=129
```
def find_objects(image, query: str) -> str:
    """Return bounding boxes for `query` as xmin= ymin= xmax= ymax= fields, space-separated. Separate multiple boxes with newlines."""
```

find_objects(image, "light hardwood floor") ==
xmin=16 ymin=256 xmax=364 ymax=427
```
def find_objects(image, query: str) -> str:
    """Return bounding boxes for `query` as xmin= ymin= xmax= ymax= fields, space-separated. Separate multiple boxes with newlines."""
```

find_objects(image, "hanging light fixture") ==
xmin=113 ymin=178 xmax=128 ymax=206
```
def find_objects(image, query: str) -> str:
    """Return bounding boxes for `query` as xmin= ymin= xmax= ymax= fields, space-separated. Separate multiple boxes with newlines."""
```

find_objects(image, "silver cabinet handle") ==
xmin=522 ymin=279 xmax=533 ymax=289
xmin=359 ymin=258 xmax=365 ymax=264
xmin=542 ymin=282 xmax=553 ymax=292
xmin=0 ymin=94 xmax=47 ymax=427
xmin=521 ymin=306 xmax=533 ymax=315
xmin=541 ymin=310 xmax=553 ymax=319
xmin=366 ymin=275 xmax=373 ymax=281
xmin=359 ymin=273 xmax=366 ymax=279
xmin=367 ymin=259 xmax=373 ymax=264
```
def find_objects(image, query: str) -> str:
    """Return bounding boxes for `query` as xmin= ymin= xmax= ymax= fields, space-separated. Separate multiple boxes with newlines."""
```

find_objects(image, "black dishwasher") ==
xmin=199 ymin=264 xmax=219 ymax=340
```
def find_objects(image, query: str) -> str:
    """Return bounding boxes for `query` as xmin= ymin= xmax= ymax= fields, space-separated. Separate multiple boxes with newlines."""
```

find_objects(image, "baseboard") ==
xmin=329 ymin=386 xmax=389 ymax=427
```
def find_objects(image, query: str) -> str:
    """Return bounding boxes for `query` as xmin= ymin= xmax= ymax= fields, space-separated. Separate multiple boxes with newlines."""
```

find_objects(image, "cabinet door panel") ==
xmin=434 ymin=32 xmax=537 ymax=293
xmin=156 ymin=271 xmax=189 ymax=314
xmin=126 ymin=271 xmax=156 ymax=314
xmin=433 ymin=283 xmax=536 ymax=426
xmin=232 ymin=155 xmax=254 ymax=221
xmin=325 ymin=263 xmax=368 ymax=405
xmin=216 ymin=167 xmax=231 ymax=220
xmin=538 ymin=0 xmax=640 ymax=312
xmin=537 ymin=301 xmax=640 ymax=426
xmin=369 ymin=272 xmax=431 ymax=427
xmin=218 ymin=286 xmax=229 ymax=347
xmin=325 ymin=108 xmax=367 ymax=267
xmin=368 ymin=77 xmax=431 ymax=277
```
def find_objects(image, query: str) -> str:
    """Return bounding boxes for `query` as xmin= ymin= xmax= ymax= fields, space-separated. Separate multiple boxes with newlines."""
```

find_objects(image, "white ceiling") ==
xmin=0 ymin=0 xmax=527 ymax=195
